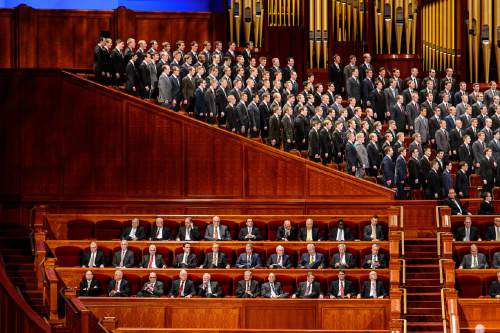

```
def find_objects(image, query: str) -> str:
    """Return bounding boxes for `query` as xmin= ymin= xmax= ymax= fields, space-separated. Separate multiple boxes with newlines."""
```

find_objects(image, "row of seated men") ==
xmin=452 ymin=216 xmax=500 ymax=241
xmin=79 ymin=242 xmax=388 ymax=270
xmin=78 ymin=269 xmax=387 ymax=299
xmin=117 ymin=216 xmax=386 ymax=242
xmin=455 ymin=244 xmax=500 ymax=269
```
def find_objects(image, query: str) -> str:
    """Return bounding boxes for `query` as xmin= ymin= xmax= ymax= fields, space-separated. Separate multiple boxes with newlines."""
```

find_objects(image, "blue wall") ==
xmin=0 ymin=0 xmax=218 ymax=11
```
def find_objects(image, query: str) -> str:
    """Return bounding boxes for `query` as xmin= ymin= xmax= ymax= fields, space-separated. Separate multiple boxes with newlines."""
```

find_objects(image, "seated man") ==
xmin=112 ymin=240 xmax=135 ymax=268
xmin=200 ymin=243 xmax=231 ymax=269
xmin=238 ymin=218 xmax=263 ymax=241
xmin=81 ymin=241 xmax=105 ymax=268
xmin=169 ymin=269 xmax=196 ymax=298
xmin=493 ymin=251 xmax=500 ymax=268
xmin=276 ymin=219 xmax=298 ymax=241
xmin=362 ymin=243 xmax=387 ymax=269
xmin=328 ymin=270 xmax=356 ymax=299
xmin=121 ymin=217 xmax=146 ymax=241
xmin=236 ymin=243 xmax=262 ymax=268
xmin=267 ymin=245 xmax=292 ymax=268
xmin=108 ymin=270 xmax=129 ymax=297
xmin=299 ymin=243 xmax=325 ymax=269
xmin=78 ymin=270 xmax=101 ymax=296
xmin=458 ymin=244 xmax=489 ymax=269
xmin=197 ymin=272 xmax=223 ymax=298
xmin=173 ymin=242 xmax=198 ymax=268
xmin=490 ymin=271 xmax=500 ymax=298
xmin=298 ymin=218 xmax=321 ymax=241
xmin=261 ymin=272 xmax=289 ymax=298
xmin=443 ymin=188 xmax=471 ymax=215
xmin=176 ymin=217 xmax=200 ymax=241
xmin=331 ymin=243 xmax=356 ymax=269
xmin=140 ymin=244 xmax=167 ymax=268
xmin=485 ymin=217 xmax=500 ymax=241
xmin=454 ymin=216 xmax=482 ymax=241
xmin=204 ymin=216 xmax=231 ymax=241
xmin=358 ymin=271 xmax=387 ymax=298
xmin=150 ymin=217 xmax=171 ymax=241
xmin=362 ymin=215 xmax=385 ymax=241
xmin=235 ymin=270 xmax=260 ymax=298
xmin=329 ymin=219 xmax=354 ymax=241
xmin=292 ymin=272 xmax=323 ymax=298
xmin=137 ymin=272 xmax=164 ymax=297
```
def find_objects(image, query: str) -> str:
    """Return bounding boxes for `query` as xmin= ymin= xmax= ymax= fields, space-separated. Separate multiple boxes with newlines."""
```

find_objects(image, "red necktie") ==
xmin=178 ymin=281 xmax=185 ymax=297
xmin=148 ymin=255 xmax=154 ymax=268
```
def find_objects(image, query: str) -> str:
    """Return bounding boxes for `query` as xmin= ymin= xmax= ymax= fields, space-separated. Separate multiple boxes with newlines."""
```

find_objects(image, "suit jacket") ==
xmin=169 ymin=75 xmax=181 ymax=103
xmin=472 ymin=140 xmax=487 ymax=164
xmin=454 ymin=226 xmax=481 ymax=241
xmin=194 ymin=87 xmax=206 ymax=116
xmin=329 ymin=279 xmax=356 ymax=297
xmin=331 ymin=252 xmax=356 ymax=268
xmin=276 ymin=226 xmax=298 ymax=241
xmin=248 ymin=101 xmax=261 ymax=130
xmin=138 ymin=280 xmax=164 ymax=297
xmin=328 ymin=227 xmax=354 ymax=241
xmin=121 ymin=227 xmax=146 ymax=241
xmin=435 ymin=128 xmax=450 ymax=153
xmin=486 ymin=226 xmax=500 ymax=241
xmin=261 ymin=281 xmax=288 ymax=298
xmin=392 ymin=104 xmax=407 ymax=132
xmin=125 ymin=61 xmax=138 ymax=91
xmin=204 ymin=224 xmax=231 ymax=241
xmin=235 ymin=279 xmax=260 ymax=298
xmin=205 ymin=88 xmax=217 ymax=119
xmin=360 ymin=280 xmax=387 ymax=298
xmin=455 ymin=170 xmax=469 ymax=198
xmin=81 ymin=250 xmax=105 ymax=267
xmin=384 ymin=87 xmax=398 ymax=114
xmin=173 ymin=252 xmax=198 ymax=268
xmin=346 ymin=77 xmax=361 ymax=103
xmin=140 ymin=254 xmax=166 ymax=268
xmin=299 ymin=252 xmax=325 ymax=269
xmin=177 ymin=226 xmax=200 ymax=241
xmin=362 ymin=253 xmax=387 ymax=268
xmin=449 ymin=128 xmax=464 ymax=153
xmin=441 ymin=171 xmax=453 ymax=197
xmin=197 ymin=281 xmax=223 ymax=298
xmin=328 ymin=63 xmax=343 ymax=93
xmin=395 ymin=155 xmax=407 ymax=183
xmin=361 ymin=77 xmax=375 ymax=104
xmin=319 ymin=127 xmax=334 ymax=158
xmin=362 ymin=224 xmax=385 ymax=241
xmin=294 ymin=281 xmax=322 ymax=298
xmin=458 ymin=144 xmax=473 ymax=166
xmin=202 ymin=251 xmax=229 ymax=268
xmin=428 ymin=115 xmax=440 ymax=140
xmin=443 ymin=198 xmax=469 ymax=215
xmin=308 ymin=128 xmax=321 ymax=158
xmin=78 ymin=279 xmax=101 ymax=296
xmin=238 ymin=226 xmax=263 ymax=241
xmin=111 ymin=250 xmax=135 ymax=268
xmin=268 ymin=113 xmax=281 ymax=144
xmin=169 ymin=279 xmax=196 ymax=297
xmin=480 ymin=201 xmax=496 ymax=215
xmin=150 ymin=226 xmax=171 ymax=241
xmin=107 ymin=279 xmax=130 ymax=297
xmin=490 ymin=280 xmax=500 ymax=297
xmin=381 ymin=155 xmax=395 ymax=185
xmin=267 ymin=253 xmax=292 ymax=268
xmin=460 ymin=253 xmax=489 ymax=269
xmin=367 ymin=142 xmax=382 ymax=171
xmin=235 ymin=252 xmax=262 ymax=268
xmin=492 ymin=252 xmax=500 ymax=268
xmin=298 ymin=227 xmax=321 ymax=241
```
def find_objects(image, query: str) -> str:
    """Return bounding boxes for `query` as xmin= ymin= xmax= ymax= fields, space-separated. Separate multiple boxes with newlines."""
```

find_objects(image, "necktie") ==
xmin=277 ymin=255 xmax=282 ymax=266
xmin=371 ymin=225 xmax=376 ymax=239
xmin=213 ymin=253 xmax=218 ymax=267
xmin=182 ymin=253 xmax=188 ymax=265
xmin=307 ymin=283 xmax=312 ymax=295
xmin=119 ymin=251 xmax=125 ymax=267
xmin=270 ymin=283 xmax=276 ymax=296
xmin=465 ymin=228 xmax=470 ymax=241
xmin=247 ymin=254 xmax=251 ymax=265
xmin=178 ymin=281 xmax=184 ymax=297
xmin=89 ymin=252 xmax=95 ymax=267
xmin=309 ymin=255 xmax=315 ymax=265
xmin=148 ymin=255 xmax=154 ymax=268
xmin=156 ymin=227 xmax=161 ymax=238
xmin=496 ymin=227 xmax=500 ymax=241
xmin=306 ymin=229 xmax=313 ymax=241
xmin=185 ymin=227 xmax=191 ymax=241
xmin=114 ymin=280 xmax=120 ymax=292
xmin=340 ymin=281 xmax=345 ymax=298
xmin=246 ymin=281 xmax=250 ymax=293
xmin=472 ymin=256 xmax=478 ymax=268
xmin=214 ymin=227 xmax=219 ymax=240
xmin=337 ymin=229 xmax=344 ymax=241
xmin=372 ymin=255 xmax=378 ymax=268
xmin=370 ymin=281 xmax=376 ymax=297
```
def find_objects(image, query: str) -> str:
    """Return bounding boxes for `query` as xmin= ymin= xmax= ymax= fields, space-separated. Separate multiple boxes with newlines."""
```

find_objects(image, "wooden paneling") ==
xmin=0 ymin=10 xmax=13 ymax=68
xmin=458 ymin=299 xmax=500 ymax=329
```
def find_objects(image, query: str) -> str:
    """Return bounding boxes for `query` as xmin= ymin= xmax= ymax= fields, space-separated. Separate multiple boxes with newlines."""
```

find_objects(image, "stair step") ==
xmin=2 ymin=254 xmax=34 ymax=263
xmin=405 ymin=239 xmax=437 ymax=244
xmin=407 ymin=307 xmax=442 ymax=315
xmin=406 ymin=285 xmax=442 ymax=293
xmin=407 ymin=300 xmax=442 ymax=308
xmin=405 ymin=251 xmax=439 ymax=258
xmin=406 ymin=314 xmax=443 ymax=322
xmin=406 ymin=258 xmax=440 ymax=265
xmin=407 ymin=292 xmax=441 ymax=301
xmin=407 ymin=322 xmax=444 ymax=331
xmin=406 ymin=272 xmax=441 ymax=279
xmin=405 ymin=278 xmax=440 ymax=285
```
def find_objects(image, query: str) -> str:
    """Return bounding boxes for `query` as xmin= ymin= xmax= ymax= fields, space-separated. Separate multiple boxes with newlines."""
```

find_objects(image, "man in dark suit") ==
xmin=235 ymin=270 xmax=260 ymax=298
xmin=331 ymin=243 xmax=356 ymax=269
xmin=140 ymin=244 xmax=166 ymax=268
xmin=299 ymin=244 xmax=325 ymax=269
xmin=458 ymin=244 xmax=489 ymax=269
xmin=173 ymin=242 xmax=198 ymax=268
xmin=485 ymin=218 xmax=500 ymax=241
xmin=395 ymin=147 xmax=407 ymax=200
xmin=319 ymin=120 xmax=334 ymax=164
xmin=150 ymin=217 xmax=171 ymax=241
xmin=492 ymin=252 xmax=500 ymax=268
xmin=363 ymin=215 xmax=386 ymax=241
xmin=426 ymin=160 xmax=442 ymax=199
xmin=308 ymin=120 xmax=321 ymax=162
xmin=329 ymin=219 xmax=354 ymax=241
xmin=328 ymin=54 xmax=343 ymax=94
xmin=362 ymin=243 xmax=387 ymax=269
xmin=236 ymin=243 xmax=262 ymax=268
xmin=408 ymin=148 xmax=421 ymax=189
xmin=381 ymin=146 xmax=395 ymax=188
xmin=204 ymin=79 xmax=218 ymax=124
xmin=490 ymin=271 xmax=500 ymax=297
xmin=299 ymin=218 xmax=321 ymax=241
xmin=137 ymin=272 xmax=164 ymax=297
xmin=358 ymin=271 xmax=387 ymax=298
xmin=78 ymin=270 xmax=101 ymax=296
xmin=276 ymin=220 xmax=298 ymax=241
xmin=261 ymin=272 xmax=289 ymax=298
xmin=268 ymin=105 xmax=282 ymax=148
xmin=267 ymin=245 xmax=292 ymax=268
xmin=238 ymin=218 xmax=263 ymax=241
xmin=81 ymin=242 xmax=105 ymax=268
xmin=294 ymin=107 xmax=310 ymax=151
xmin=292 ymin=272 xmax=323 ymax=298
xmin=329 ymin=270 xmax=356 ymax=298
xmin=346 ymin=68 xmax=361 ymax=104
xmin=169 ymin=66 xmax=182 ymax=109
xmin=454 ymin=217 xmax=482 ymax=242
xmin=197 ymin=273 xmax=223 ymax=298
xmin=112 ymin=240 xmax=135 ymax=268
xmin=193 ymin=79 xmax=207 ymax=120
xmin=108 ymin=270 xmax=129 ymax=297
xmin=121 ymin=218 xmax=146 ymax=241
xmin=443 ymin=189 xmax=471 ymax=215
xmin=455 ymin=162 xmax=470 ymax=198
xmin=138 ymin=53 xmax=152 ymax=99
xmin=200 ymin=243 xmax=231 ymax=269
xmin=169 ymin=269 xmax=196 ymax=298
xmin=361 ymin=69 xmax=375 ymax=107
xmin=125 ymin=53 xmax=139 ymax=95
xmin=204 ymin=216 xmax=231 ymax=241
xmin=479 ymin=148 xmax=496 ymax=193
xmin=176 ymin=217 xmax=200 ymax=241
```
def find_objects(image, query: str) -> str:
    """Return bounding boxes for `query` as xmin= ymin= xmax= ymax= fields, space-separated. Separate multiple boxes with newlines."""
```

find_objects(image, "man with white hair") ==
xmin=140 ymin=244 xmax=166 ymax=268
xmin=197 ymin=272 xmax=223 ymax=298
xmin=169 ymin=269 xmax=196 ymax=298
xmin=150 ymin=217 xmax=171 ymax=241
xmin=81 ymin=241 xmax=105 ymax=268
xmin=267 ymin=245 xmax=292 ymax=268
xmin=474 ymin=324 xmax=485 ymax=333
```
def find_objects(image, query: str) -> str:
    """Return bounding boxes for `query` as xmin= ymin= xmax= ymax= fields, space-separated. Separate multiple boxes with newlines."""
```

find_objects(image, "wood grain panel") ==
xmin=0 ymin=11 xmax=13 ymax=68
xmin=321 ymin=307 xmax=387 ymax=330
xmin=87 ymin=305 xmax=166 ymax=328
xmin=458 ymin=299 xmax=500 ymax=328
xmin=171 ymin=307 xmax=240 ymax=328
xmin=245 ymin=306 xmax=313 ymax=329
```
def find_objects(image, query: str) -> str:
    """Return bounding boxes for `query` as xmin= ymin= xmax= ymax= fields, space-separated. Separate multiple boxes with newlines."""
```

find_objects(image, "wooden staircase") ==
xmin=405 ymin=239 xmax=443 ymax=332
